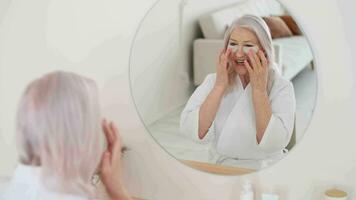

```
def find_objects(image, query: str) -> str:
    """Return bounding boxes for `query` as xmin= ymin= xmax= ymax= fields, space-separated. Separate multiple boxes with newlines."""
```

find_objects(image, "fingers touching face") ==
xmin=246 ymin=49 xmax=269 ymax=70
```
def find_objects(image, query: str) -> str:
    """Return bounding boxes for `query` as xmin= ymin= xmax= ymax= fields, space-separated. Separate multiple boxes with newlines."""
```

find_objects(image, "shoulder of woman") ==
xmin=205 ymin=73 xmax=217 ymax=81
xmin=201 ymin=73 xmax=217 ymax=86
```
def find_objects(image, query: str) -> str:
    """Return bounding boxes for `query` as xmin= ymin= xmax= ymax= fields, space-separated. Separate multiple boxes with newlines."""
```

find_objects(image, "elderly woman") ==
xmin=1 ymin=71 xmax=132 ymax=200
xmin=180 ymin=15 xmax=296 ymax=169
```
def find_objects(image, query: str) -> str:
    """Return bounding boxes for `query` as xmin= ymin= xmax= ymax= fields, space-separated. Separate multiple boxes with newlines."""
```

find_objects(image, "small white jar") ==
xmin=240 ymin=182 xmax=254 ymax=200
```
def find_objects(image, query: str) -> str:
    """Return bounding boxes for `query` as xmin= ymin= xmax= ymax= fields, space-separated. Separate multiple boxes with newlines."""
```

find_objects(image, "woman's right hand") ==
xmin=215 ymin=48 xmax=231 ymax=91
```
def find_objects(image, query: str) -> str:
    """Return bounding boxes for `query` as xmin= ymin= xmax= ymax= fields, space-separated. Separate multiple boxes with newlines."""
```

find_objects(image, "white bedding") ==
xmin=149 ymin=106 xmax=212 ymax=163
xmin=273 ymin=36 xmax=314 ymax=80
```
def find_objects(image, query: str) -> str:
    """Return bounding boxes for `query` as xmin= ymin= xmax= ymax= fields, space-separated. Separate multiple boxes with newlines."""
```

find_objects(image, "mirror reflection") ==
xmin=130 ymin=0 xmax=316 ymax=174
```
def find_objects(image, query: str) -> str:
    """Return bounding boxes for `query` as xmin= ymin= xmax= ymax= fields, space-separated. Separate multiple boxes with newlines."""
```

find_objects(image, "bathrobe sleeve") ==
xmin=180 ymin=74 xmax=216 ymax=143
xmin=258 ymin=80 xmax=296 ymax=153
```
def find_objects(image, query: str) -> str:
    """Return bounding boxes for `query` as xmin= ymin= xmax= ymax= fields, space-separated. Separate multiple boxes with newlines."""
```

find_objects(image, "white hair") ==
xmin=223 ymin=14 xmax=280 ymax=93
xmin=16 ymin=71 xmax=104 ymax=198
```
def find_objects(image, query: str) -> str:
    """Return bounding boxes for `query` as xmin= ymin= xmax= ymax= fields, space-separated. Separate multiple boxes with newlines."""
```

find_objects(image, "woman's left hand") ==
xmin=100 ymin=119 xmax=132 ymax=200
xmin=245 ymin=50 xmax=272 ymax=143
xmin=244 ymin=49 xmax=269 ymax=93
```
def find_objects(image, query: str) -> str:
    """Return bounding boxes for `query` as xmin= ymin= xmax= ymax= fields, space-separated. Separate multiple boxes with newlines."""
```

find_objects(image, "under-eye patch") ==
xmin=227 ymin=43 xmax=259 ymax=54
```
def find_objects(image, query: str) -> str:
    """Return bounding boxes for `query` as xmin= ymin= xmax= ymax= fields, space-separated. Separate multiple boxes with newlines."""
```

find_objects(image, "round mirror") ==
xmin=129 ymin=0 xmax=316 ymax=175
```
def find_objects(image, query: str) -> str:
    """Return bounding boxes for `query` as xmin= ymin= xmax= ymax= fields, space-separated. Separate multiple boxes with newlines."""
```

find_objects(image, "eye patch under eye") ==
xmin=227 ymin=43 xmax=259 ymax=53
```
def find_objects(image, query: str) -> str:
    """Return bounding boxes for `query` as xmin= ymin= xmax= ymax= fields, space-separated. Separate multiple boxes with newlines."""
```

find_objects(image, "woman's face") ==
xmin=227 ymin=27 xmax=263 ymax=76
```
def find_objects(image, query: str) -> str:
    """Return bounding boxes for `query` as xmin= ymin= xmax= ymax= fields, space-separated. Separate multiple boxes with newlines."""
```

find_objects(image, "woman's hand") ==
xmin=214 ymin=48 xmax=231 ymax=91
xmin=245 ymin=50 xmax=272 ymax=143
xmin=100 ymin=119 xmax=132 ymax=200
xmin=244 ymin=50 xmax=269 ymax=93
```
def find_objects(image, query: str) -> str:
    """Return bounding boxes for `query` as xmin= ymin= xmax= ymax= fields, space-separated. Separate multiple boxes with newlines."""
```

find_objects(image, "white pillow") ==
xmin=199 ymin=0 xmax=285 ymax=39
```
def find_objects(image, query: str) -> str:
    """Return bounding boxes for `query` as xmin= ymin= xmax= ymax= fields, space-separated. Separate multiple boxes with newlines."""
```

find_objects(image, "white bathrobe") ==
xmin=180 ymin=73 xmax=296 ymax=169
xmin=1 ymin=165 xmax=93 ymax=200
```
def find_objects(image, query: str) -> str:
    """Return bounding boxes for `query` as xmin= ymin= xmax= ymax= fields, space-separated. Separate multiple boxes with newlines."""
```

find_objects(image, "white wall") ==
xmin=0 ymin=0 xmax=14 ymax=179
xmin=1 ymin=0 xmax=356 ymax=199
xmin=0 ymin=0 xmax=155 ymax=175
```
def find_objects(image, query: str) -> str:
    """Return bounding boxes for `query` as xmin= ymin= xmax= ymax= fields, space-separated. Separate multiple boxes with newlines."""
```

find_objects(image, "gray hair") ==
xmin=223 ymin=14 xmax=279 ymax=93
xmin=16 ymin=71 xmax=104 ymax=197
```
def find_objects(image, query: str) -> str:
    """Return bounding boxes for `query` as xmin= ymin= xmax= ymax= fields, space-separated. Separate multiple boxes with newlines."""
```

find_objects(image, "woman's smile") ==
xmin=235 ymin=58 xmax=246 ymax=65
xmin=232 ymin=56 xmax=247 ymax=67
